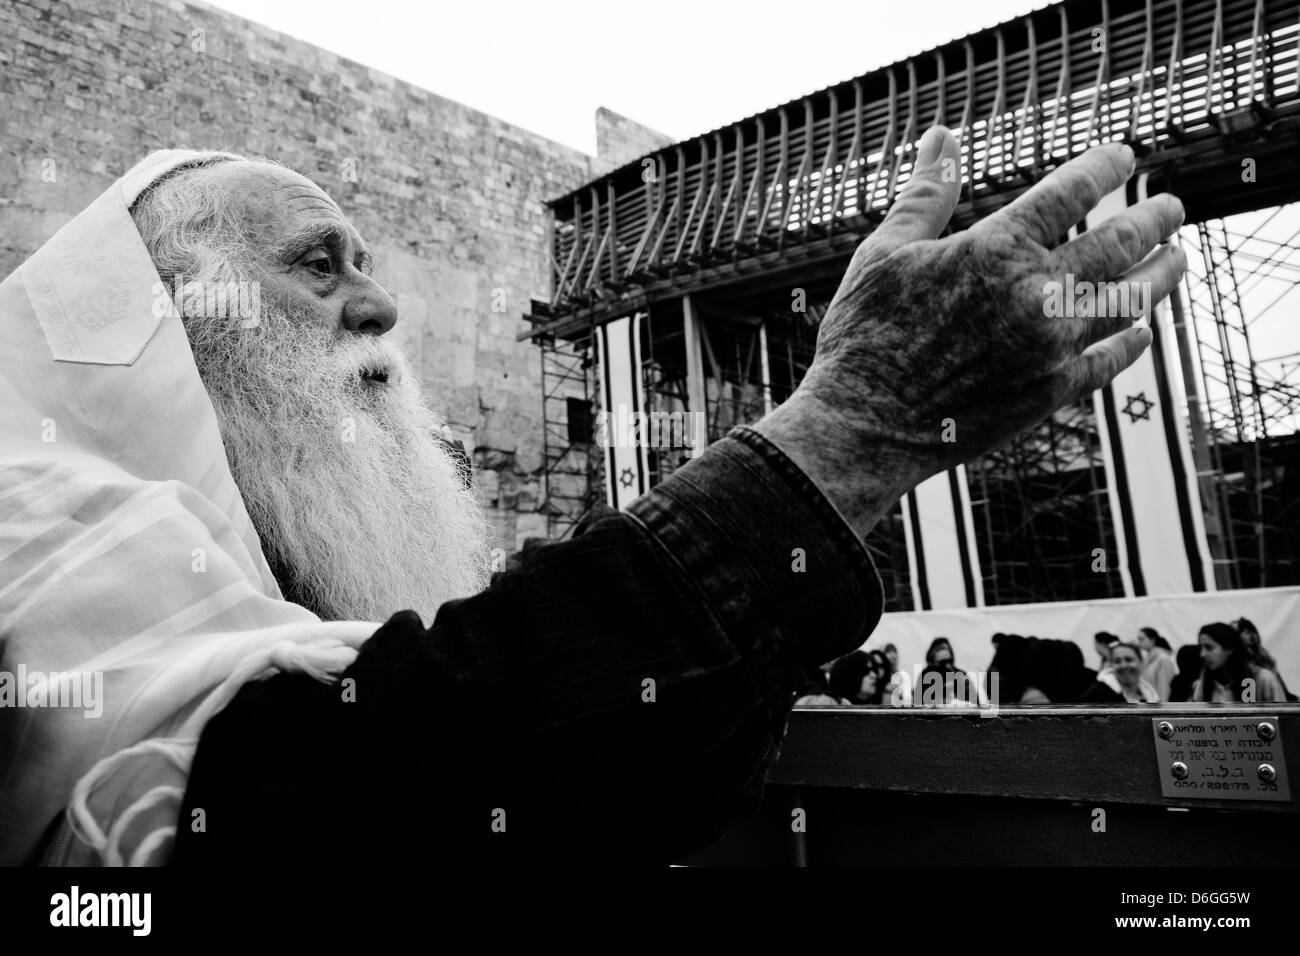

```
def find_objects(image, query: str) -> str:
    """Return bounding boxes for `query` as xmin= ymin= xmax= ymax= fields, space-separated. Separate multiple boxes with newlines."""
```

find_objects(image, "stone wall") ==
xmin=0 ymin=0 xmax=673 ymax=553
xmin=594 ymin=106 xmax=674 ymax=170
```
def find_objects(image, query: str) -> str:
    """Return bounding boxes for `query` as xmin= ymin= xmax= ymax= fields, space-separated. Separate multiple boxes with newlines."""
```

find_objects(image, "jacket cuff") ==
xmin=625 ymin=425 xmax=885 ymax=705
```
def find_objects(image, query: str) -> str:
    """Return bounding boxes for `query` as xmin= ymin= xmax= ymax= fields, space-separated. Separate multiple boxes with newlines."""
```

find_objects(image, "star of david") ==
xmin=1122 ymin=392 xmax=1154 ymax=424
xmin=619 ymin=467 xmax=635 ymax=489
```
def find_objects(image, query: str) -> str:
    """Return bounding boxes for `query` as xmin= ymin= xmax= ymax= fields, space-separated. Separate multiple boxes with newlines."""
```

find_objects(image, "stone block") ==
xmin=515 ymin=513 xmax=548 ymax=551
xmin=475 ymin=467 xmax=499 ymax=506
xmin=515 ymin=479 xmax=541 ymax=512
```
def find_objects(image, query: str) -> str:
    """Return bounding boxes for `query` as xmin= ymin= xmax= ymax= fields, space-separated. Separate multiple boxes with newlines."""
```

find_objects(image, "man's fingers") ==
xmin=868 ymin=125 xmax=962 ymax=255
xmin=1063 ymin=324 xmax=1152 ymax=402
xmin=1117 ymin=242 xmax=1188 ymax=313
xmin=1050 ymin=242 xmax=1189 ymax=353
xmin=1050 ymin=192 xmax=1185 ymax=278
xmin=990 ymin=142 xmax=1134 ymax=248
xmin=1054 ymin=311 xmax=1137 ymax=359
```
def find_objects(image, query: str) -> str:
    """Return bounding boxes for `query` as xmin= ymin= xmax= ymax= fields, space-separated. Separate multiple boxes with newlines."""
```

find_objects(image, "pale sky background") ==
xmin=205 ymin=0 xmax=1296 ymax=426
xmin=203 ymin=0 xmax=1043 ymax=156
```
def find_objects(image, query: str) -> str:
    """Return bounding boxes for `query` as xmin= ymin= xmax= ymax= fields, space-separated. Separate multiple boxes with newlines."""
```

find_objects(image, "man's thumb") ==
xmin=872 ymin=126 xmax=961 ymax=250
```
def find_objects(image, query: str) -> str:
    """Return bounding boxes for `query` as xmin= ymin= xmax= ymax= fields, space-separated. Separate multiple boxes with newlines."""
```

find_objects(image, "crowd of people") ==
xmin=795 ymin=617 xmax=1295 ymax=707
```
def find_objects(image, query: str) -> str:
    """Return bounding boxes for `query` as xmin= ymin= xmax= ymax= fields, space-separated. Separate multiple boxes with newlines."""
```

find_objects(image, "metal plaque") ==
xmin=1152 ymin=716 xmax=1290 ymax=802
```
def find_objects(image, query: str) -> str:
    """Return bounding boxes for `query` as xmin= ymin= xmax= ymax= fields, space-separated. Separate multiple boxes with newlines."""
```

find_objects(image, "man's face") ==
xmin=162 ymin=160 xmax=490 ymax=623
xmin=196 ymin=161 xmax=398 ymax=340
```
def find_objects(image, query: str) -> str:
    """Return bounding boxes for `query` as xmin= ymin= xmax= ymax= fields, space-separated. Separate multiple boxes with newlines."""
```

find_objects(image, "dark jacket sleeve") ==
xmin=172 ymin=426 xmax=883 ymax=866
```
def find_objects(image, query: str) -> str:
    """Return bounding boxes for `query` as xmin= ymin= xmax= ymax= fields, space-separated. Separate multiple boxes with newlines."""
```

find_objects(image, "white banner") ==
xmin=864 ymin=586 xmax=1300 ymax=694
xmin=903 ymin=464 xmax=984 ymax=610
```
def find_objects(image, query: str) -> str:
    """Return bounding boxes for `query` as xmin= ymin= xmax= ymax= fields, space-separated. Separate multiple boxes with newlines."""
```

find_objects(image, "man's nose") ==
xmin=341 ymin=278 xmax=398 ymax=336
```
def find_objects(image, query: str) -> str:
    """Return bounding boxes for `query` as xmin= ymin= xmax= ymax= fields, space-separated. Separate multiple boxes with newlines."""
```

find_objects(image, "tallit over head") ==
xmin=0 ymin=150 xmax=379 ymax=865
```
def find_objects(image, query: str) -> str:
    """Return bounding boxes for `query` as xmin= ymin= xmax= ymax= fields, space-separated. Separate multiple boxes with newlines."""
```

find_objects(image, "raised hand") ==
xmin=754 ymin=125 xmax=1188 ymax=537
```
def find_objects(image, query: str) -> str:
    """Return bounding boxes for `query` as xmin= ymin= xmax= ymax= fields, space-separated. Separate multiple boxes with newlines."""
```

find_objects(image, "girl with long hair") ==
xmin=1192 ymin=622 xmax=1286 ymax=703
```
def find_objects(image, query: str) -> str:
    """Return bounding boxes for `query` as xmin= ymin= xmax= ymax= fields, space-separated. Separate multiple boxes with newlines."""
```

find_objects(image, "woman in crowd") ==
xmin=866 ymin=649 xmax=894 ymax=705
xmin=1094 ymin=631 xmax=1119 ymax=677
xmin=1234 ymin=618 xmax=1296 ymax=701
xmin=1033 ymin=639 xmax=1097 ymax=703
xmin=1137 ymin=627 xmax=1177 ymax=702
xmin=987 ymin=633 xmax=1031 ymax=704
xmin=1081 ymin=641 xmax=1160 ymax=703
xmin=1168 ymin=644 xmax=1202 ymax=703
xmin=827 ymin=650 xmax=883 ymax=706
xmin=881 ymin=643 xmax=913 ymax=707
xmin=1192 ymin=622 xmax=1287 ymax=703
xmin=915 ymin=637 xmax=984 ymax=708
xmin=1234 ymin=618 xmax=1278 ymax=670
xmin=987 ymin=634 xmax=1096 ymax=704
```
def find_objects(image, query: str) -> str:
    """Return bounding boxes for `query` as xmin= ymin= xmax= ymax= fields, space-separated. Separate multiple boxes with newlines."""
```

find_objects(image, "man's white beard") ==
xmin=183 ymin=290 xmax=491 ymax=624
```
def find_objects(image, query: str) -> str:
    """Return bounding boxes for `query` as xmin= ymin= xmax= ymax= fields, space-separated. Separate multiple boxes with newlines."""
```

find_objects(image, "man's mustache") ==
xmin=236 ymin=319 xmax=409 ymax=389
xmin=331 ymin=334 xmax=404 ymax=374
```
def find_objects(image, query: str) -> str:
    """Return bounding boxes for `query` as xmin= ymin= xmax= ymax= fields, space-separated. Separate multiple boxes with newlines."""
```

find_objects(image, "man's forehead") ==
xmin=196 ymin=160 xmax=365 ymax=249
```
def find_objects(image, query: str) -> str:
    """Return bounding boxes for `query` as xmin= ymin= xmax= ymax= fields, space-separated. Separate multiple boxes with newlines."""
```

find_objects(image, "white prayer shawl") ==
xmin=0 ymin=151 xmax=379 ymax=865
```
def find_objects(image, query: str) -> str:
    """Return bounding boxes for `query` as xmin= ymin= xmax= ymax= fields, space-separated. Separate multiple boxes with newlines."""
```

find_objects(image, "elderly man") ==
xmin=0 ymin=128 xmax=1185 ymax=866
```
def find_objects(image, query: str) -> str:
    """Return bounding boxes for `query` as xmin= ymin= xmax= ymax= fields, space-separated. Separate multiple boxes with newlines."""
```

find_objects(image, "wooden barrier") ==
xmin=680 ymin=704 xmax=1300 ymax=866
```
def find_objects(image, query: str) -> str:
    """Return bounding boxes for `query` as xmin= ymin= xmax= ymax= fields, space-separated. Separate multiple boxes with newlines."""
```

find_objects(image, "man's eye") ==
xmin=304 ymin=255 xmax=333 ymax=275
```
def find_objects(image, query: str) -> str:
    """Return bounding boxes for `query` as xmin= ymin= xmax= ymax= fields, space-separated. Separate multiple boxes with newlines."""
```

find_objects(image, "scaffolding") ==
xmin=523 ymin=0 xmax=1300 ymax=603
xmin=967 ymin=400 xmax=1126 ymax=606
xmin=1180 ymin=206 xmax=1300 ymax=589
xmin=639 ymin=304 xmax=694 ymax=488
xmin=537 ymin=329 xmax=602 ymax=541
xmin=532 ymin=202 xmax=1300 ymax=604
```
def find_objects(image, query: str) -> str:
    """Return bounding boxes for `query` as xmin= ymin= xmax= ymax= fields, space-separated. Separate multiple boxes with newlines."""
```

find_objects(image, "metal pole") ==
xmin=1169 ymin=282 xmax=1234 ymax=589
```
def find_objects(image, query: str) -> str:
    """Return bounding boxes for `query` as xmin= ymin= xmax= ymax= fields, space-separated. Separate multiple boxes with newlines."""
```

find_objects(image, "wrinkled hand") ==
xmin=755 ymin=126 xmax=1187 ymax=536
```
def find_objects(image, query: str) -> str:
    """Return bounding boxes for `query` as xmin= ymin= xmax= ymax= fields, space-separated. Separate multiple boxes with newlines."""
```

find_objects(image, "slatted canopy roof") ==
xmin=523 ymin=0 xmax=1300 ymax=341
